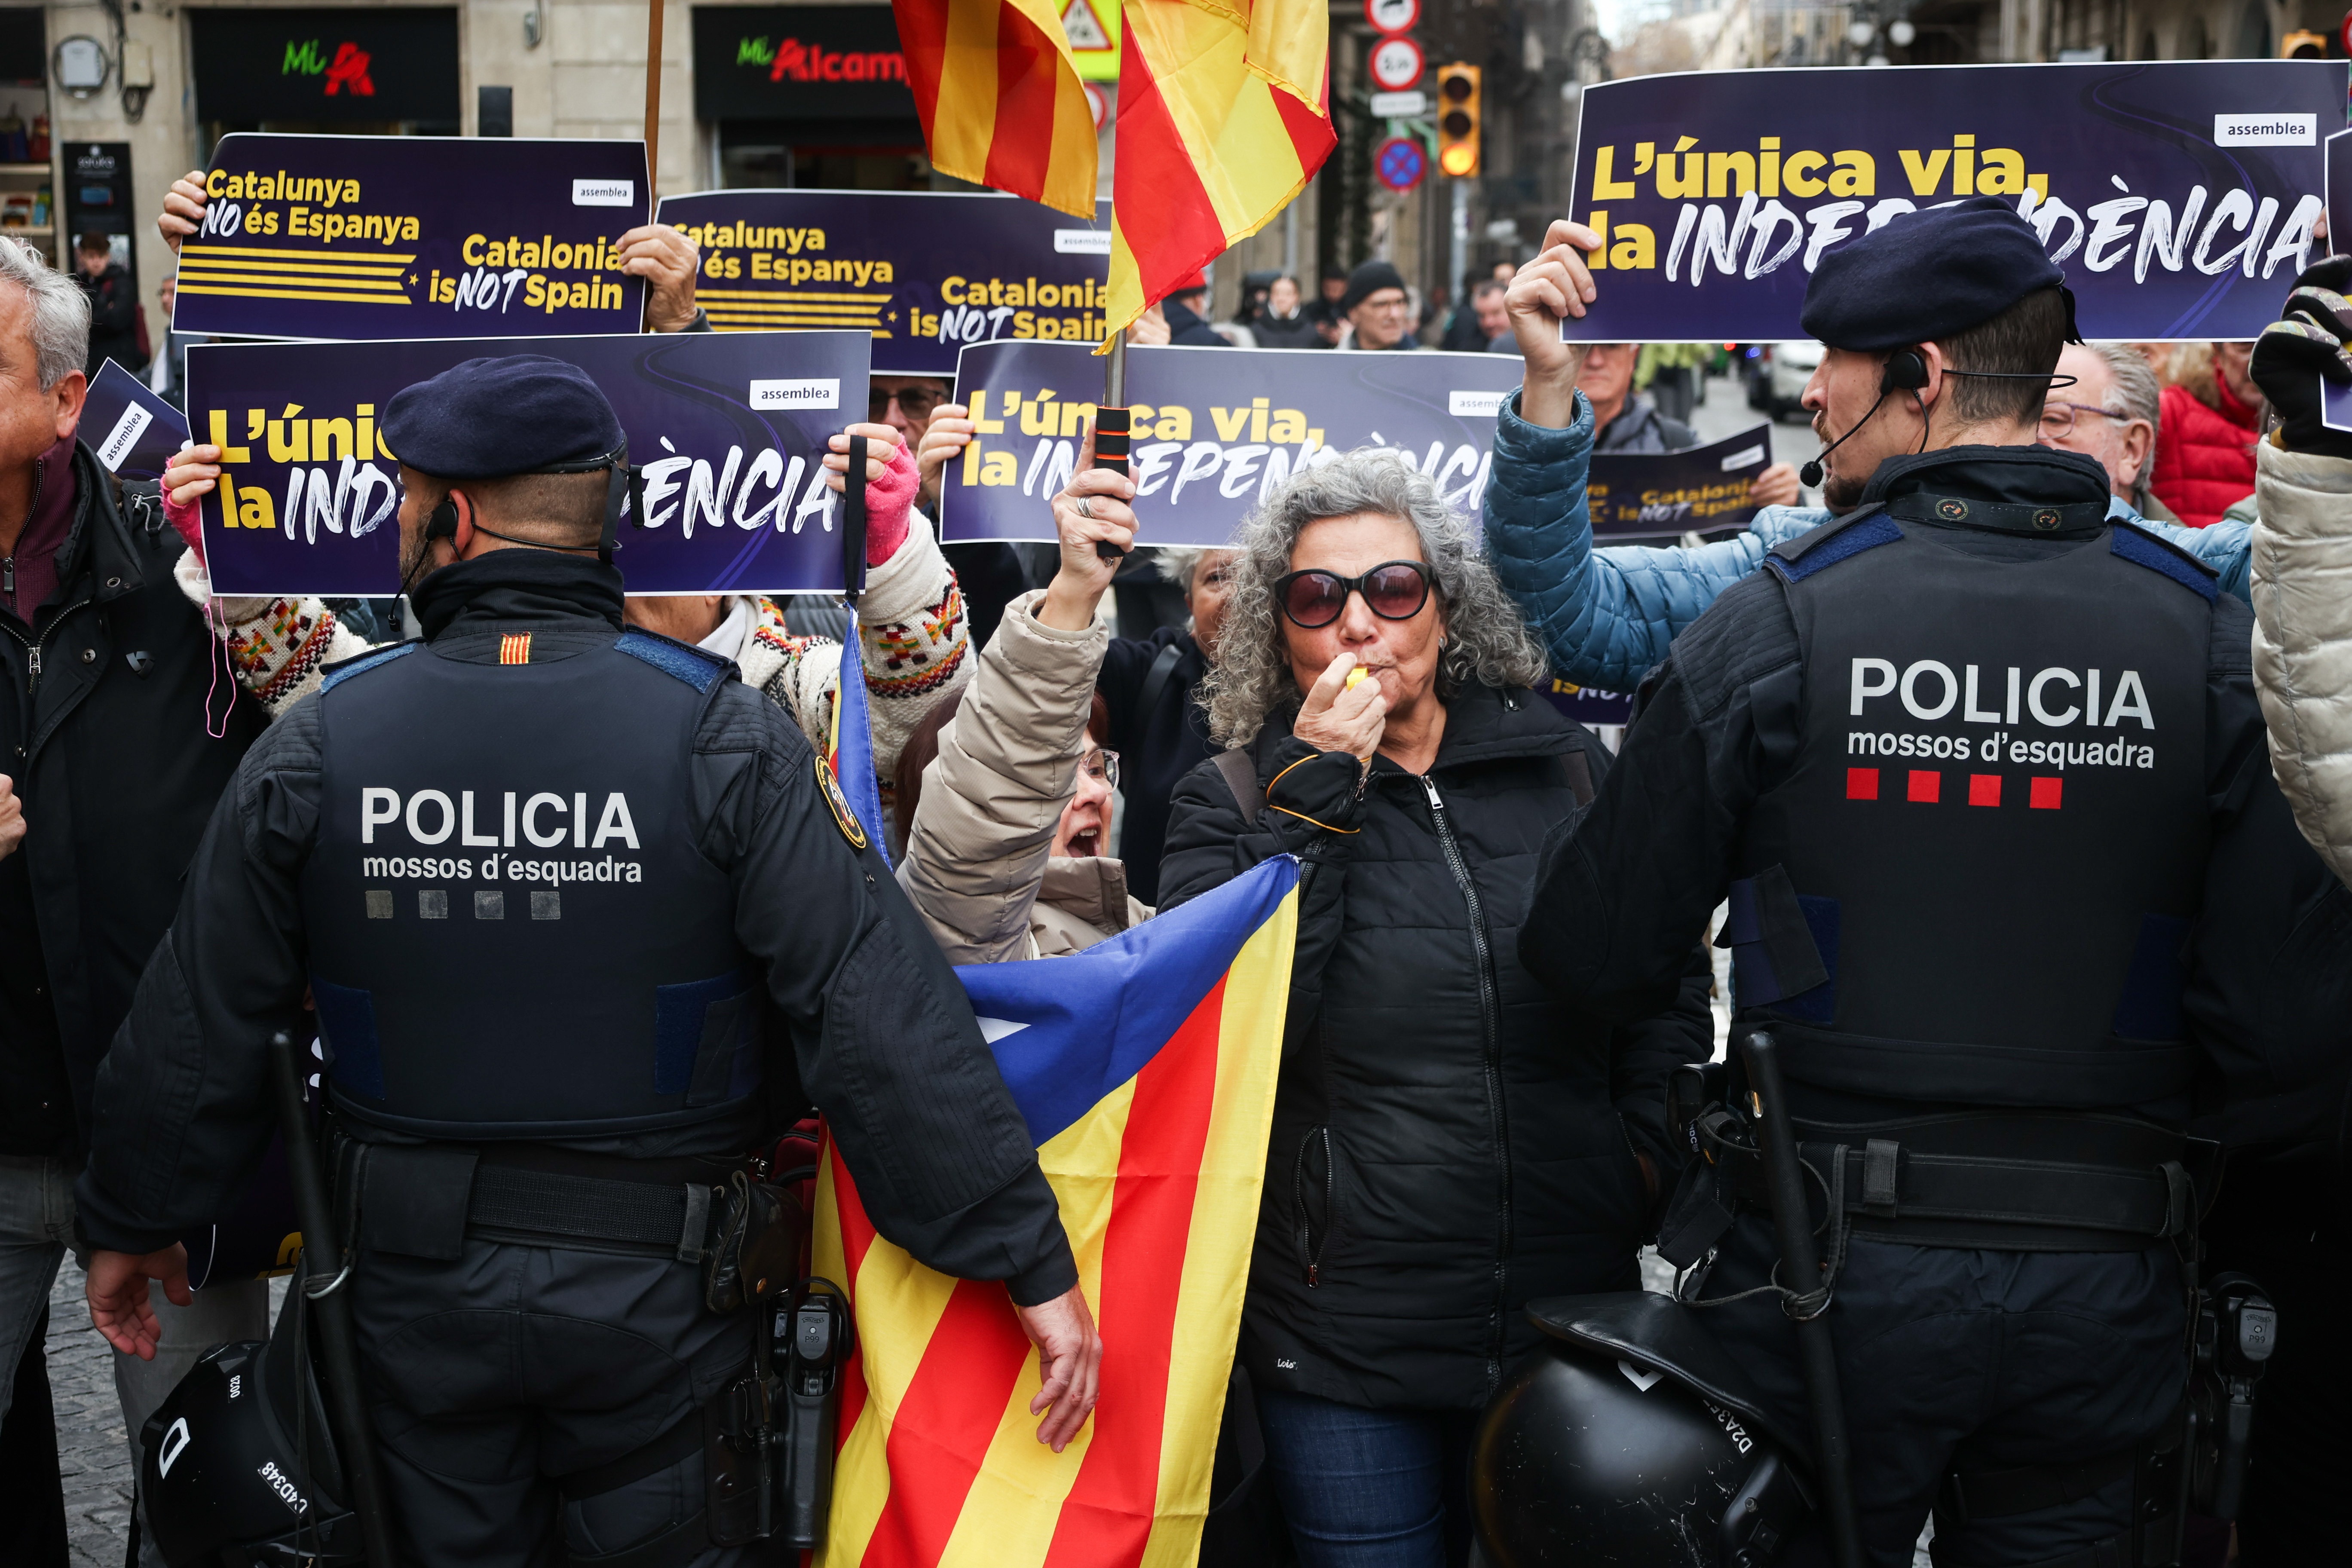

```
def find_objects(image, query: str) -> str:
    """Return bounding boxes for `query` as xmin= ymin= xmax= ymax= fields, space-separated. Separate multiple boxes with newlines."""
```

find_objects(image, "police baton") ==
xmin=1736 ymin=1028 xmax=1865 ymax=1568
xmin=269 ymin=1030 xmax=399 ymax=1567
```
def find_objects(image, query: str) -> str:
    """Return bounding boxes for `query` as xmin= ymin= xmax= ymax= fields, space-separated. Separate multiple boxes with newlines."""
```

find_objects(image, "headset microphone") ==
xmin=1799 ymin=401 xmax=1879 ymax=490
xmin=1797 ymin=349 xmax=1929 ymax=489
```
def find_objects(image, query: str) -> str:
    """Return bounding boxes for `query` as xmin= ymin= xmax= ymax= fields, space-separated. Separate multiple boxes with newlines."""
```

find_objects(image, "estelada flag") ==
xmin=892 ymin=0 xmax=1100 ymax=218
xmin=1097 ymin=0 xmax=1335 ymax=348
xmin=813 ymin=854 xmax=1301 ymax=1566
xmin=824 ymin=608 xmax=893 ymax=866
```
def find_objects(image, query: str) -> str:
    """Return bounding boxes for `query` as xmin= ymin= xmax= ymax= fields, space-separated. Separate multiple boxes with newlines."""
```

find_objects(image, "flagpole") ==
xmin=643 ymin=0 xmax=665 ymax=201
xmin=1093 ymin=335 xmax=1130 ymax=559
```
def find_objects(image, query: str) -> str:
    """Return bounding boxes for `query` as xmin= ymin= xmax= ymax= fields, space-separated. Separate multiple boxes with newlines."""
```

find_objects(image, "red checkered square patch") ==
xmin=2030 ymin=776 xmax=2063 ymax=810
xmin=1968 ymin=774 xmax=2002 ymax=807
xmin=1846 ymin=768 xmax=1879 ymax=800
xmin=1907 ymin=770 xmax=1941 ymax=803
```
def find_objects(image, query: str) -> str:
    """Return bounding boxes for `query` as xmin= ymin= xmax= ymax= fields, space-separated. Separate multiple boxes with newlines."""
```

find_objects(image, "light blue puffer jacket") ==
xmin=1485 ymin=390 xmax=2255 ymax=693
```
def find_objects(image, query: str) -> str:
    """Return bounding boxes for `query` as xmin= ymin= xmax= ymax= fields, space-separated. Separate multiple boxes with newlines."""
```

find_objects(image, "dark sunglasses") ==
xmin=1273 ymin=560 xmax=1434 ymax=629
xmin=868 ymin=386 xmax=946 ymax=420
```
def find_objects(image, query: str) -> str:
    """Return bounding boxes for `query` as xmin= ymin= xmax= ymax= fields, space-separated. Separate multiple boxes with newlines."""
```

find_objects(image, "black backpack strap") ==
xmin=1213 ymin=747 xmax=1265 ymax=823
xmin=1134 ymin=638 xmax=1188 ymax=728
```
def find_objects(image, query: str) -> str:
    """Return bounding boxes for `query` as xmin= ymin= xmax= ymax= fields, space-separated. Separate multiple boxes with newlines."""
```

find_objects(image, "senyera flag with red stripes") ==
xmin=813 ymin=854 xmax=1300 ymax=1566
xmin=1098 ymin=0 xmax=1336 ymax=346
xmin=891 ymin=0 xmax=1100 ymax=219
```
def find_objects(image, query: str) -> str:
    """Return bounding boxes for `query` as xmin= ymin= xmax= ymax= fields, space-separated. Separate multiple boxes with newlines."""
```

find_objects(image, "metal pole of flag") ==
xmin=643 ymin=0 xmax=664 ymax=201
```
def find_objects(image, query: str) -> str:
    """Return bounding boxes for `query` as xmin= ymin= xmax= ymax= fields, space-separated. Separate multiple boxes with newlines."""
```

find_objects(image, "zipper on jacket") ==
xmin=1294 ymin=1125 xmax=1333 ymax=1286
xmin=1420 ymin=773 xmax=1510 ymax=1384
xmin=3 ymin=597 xmax=86 ymax=698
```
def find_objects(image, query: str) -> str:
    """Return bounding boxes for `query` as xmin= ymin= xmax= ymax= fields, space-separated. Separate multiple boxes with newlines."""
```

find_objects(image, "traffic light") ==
xmin=2282 ymin=28 xmax=2328 ymax=56
xmin=1436 ymin=63 xmax=1480 ymax=178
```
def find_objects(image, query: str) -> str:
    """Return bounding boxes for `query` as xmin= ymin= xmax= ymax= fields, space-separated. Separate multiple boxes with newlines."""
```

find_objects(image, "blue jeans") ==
xmin=1257 ymin=1388 xmax=1476 ymax=1568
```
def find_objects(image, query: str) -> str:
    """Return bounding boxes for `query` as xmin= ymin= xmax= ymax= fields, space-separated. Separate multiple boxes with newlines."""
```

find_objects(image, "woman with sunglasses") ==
xmin=1158 ymin=451 xmax=1712 ymax=1568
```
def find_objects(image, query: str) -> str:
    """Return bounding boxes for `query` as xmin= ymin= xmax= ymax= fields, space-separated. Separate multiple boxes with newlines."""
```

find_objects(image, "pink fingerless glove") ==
xmin=163 ymin=485 xmax=206 ymax=568
xmin=864 ymin=435 xmax=919 ymax=567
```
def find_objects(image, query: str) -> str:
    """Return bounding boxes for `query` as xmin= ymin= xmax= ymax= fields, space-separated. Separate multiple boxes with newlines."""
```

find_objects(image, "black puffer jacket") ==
xmin=0 ymin=448 xmax=266 ymax=1154
xmin=1159 ymin=681 xmax=1712 ymax=1410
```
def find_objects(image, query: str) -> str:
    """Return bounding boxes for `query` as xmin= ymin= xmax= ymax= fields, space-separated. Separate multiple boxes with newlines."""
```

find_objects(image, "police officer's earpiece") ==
xmin=426 ymin=490 xmax=469 ymax=547
xmin=1879 ymin=348 xmax=1929 ymax=395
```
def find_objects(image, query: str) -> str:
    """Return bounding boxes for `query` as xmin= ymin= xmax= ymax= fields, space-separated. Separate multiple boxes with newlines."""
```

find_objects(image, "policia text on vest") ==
xmin=1845 ymin=659 xmax=2160 ymax=780
xmin=355 ymin=786 xmax=648 ymax=890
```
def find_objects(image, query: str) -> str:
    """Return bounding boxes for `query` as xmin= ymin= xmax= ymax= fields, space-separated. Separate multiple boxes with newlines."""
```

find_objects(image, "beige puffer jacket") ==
xmin=2251 ymin=436 xmax=2352 ymax=886
xmin=897 ymin=588 xmax=1152 ymax=964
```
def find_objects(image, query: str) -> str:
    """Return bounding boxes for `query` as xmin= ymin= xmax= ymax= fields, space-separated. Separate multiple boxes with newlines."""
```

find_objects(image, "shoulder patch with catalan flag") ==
xmin=499 ymin=633 xmax=533 ymax=665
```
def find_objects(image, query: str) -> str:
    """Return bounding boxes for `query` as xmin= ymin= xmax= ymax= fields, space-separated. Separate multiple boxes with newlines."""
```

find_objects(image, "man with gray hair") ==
xmin=2040 ymin=341 xmax=2171 ymax=520
xmin=0 ymin=234 xmax=272 ymax=1551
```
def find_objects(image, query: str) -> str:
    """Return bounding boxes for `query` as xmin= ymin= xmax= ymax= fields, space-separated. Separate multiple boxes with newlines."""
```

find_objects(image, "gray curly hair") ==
xmin=1201 ymin=449 xmax=1547 ymax=747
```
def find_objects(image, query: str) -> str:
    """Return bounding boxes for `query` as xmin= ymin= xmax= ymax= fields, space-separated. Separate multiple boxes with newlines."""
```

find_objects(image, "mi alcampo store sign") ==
xmin=693 ymin=6 xmax=917 ymax=119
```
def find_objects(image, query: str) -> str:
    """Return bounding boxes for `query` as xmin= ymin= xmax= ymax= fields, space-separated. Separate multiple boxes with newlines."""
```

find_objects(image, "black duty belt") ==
xmin=468 ymin=1164 xmax=717 ymax=1260
xmin=346 ymin=1139 xmax=735 ymax=1263
xmin=1709 ymin=1112 xmax=2208 ymax=1252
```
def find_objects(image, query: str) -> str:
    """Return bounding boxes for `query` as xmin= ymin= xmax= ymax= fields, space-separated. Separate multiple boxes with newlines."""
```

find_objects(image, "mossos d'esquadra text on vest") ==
xmin=355 ymin=787 xmax=646 ymax=886
xmin=1847 ymin=657 xmax=2158 ymax=773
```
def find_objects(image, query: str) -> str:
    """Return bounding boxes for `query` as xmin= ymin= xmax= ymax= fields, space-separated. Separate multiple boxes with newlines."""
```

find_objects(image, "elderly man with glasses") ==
xmin=2038 ymin=341 xmax=2174 ymax=521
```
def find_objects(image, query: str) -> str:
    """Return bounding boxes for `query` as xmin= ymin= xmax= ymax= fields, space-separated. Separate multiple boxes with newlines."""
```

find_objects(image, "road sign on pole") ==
xmin=1369 ymin=35 xmax=1425 ymax=92
xmin=1375 ymin=135 xmax=1427 ymax=191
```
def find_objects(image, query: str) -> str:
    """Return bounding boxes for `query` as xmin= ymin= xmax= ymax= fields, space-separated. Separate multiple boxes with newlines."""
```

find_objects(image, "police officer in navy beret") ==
xmin=1507 ymin=199 xmax=2348 ymax=1564
xmin=71 ymin=356 xmax=1101 ymax=1565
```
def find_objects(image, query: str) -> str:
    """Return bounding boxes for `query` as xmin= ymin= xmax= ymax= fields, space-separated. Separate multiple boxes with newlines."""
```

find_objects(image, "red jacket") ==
xmin=2151 ymin=380 xmax=2258 ymax=527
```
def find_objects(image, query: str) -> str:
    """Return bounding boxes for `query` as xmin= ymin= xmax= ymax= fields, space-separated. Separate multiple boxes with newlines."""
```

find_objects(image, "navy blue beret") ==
xmin=380 ymin=355 xmax=626 ymax=479
xmin=1801 ymin=196 xmax=2072 ymax=352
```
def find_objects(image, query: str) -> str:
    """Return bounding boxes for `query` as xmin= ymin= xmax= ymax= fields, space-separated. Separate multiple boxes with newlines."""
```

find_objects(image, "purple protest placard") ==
xmin=2329 ymin=128 xmax=2352 ymax=266
xmin=2318 ymin=377 xmax=2352 ymax=432
xmin=189 ymin=330 xmax=872 ymax=598
xmin=173 ymin=133 xmax=649 ymax=342
xmin=939 ymin=342 xmax=1525 ymax=546
xmin=657 ymin=190 xmax=1112 ymax=377
xmin=83 ymin=359 xmax=190 ymax=484
xmin=1538 ymin=677 xmax=1634 ymax=728
xmin=1566 ymin=60 xmax=2344 ymax=343
xmin=1589 ymin=424 xmax=1771 ymax=539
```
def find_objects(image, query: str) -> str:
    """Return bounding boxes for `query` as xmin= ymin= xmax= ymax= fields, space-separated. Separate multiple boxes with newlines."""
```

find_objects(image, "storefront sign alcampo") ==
xmin=279 ymin=36 xmax=377 ymax=97
xmin=190 ymin=9 xmax=459 ymax=124
xmin=732 ymin=31 xmax=906 ymax=83
xmin=691 ymin=6 xmax=916 ymax=119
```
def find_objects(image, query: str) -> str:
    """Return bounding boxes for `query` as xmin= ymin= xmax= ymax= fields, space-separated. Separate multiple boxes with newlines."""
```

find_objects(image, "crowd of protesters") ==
xmin=0 ymin=157 xmax=2334 ymax=1568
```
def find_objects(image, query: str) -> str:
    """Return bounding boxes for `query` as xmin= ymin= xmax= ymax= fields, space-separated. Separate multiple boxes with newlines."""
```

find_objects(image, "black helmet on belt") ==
xmin=140 ymin=1288 xmax=366 ymax=1566
xmin=1473 ymin=1292 xmax=1814 ymax=1568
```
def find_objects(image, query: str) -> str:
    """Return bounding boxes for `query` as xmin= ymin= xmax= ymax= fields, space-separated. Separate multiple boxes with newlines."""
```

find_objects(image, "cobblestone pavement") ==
xmin=45 ymin=1256 xmax=132 ymax=1568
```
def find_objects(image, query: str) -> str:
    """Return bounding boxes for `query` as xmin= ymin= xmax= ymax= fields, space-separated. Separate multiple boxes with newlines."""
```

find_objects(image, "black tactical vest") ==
xmin=302 ymin=630 xmax=760 ymax=1139
xmin=1727 ymin=502 xmax=2218 ymax=1109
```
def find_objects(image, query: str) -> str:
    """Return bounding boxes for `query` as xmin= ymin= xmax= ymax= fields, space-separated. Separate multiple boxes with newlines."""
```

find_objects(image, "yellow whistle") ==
xmin=1345 ymin=667 xmax=1369 ymax=690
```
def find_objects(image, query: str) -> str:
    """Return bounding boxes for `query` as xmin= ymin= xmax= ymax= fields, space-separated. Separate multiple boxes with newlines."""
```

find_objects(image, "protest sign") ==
xmin=189 ymin=330 xmax=872 ymax=598
xmin=657 ymin=190 xmax=1114 ymax=377
xmin=83 ymin=360 xmax=190 ymax=484
xmin=1588 ymin=424 xmax=1771 ymax=539
xmin=2317 ymin=377 xmax=2352 ymax=432
xmin=1539 ymin=677 xmax=1634 ymax=727
xmin=173 ymin=134 xmax=649 ymax=342
xmin=1565 ymin=60 xmax=2343 ymax=343
xmin=938 ymin=343 xmax=1523 ymax=546
xmin=2328 ymin=128 xmax=2352 ymax=268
